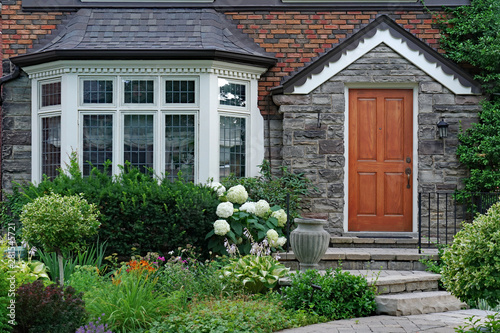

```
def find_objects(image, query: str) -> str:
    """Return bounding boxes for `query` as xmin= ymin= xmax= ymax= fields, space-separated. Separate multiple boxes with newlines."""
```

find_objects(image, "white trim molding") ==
xmin=290 ymin=29 xmax=476 ymax=95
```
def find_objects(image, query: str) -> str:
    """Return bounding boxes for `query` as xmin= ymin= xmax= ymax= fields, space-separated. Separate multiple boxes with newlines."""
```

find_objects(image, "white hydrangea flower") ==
xmin=216 ymin=201 xmax=234 ymax=218
xmin=277 ymin=237 xmax=287 ymax=247
xmin=240 ymin=202 xmax=256 ymax=214
xmin=266 ymin=229 xmax=279 ymax=243
xmin=214 ymin=220 xmax=231 ymax=236
xmin=255 ymin=200 xmax=270 ymax=218
xmin=209 ymin=181 xmax=226 ymax=196
xmin=271 ymin=209 xmax=288 ymax=227
xmin=226 ymin=185 xmax=248 ymax=204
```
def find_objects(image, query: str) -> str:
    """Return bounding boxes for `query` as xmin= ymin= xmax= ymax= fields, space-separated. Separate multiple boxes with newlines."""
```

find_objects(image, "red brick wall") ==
xmin=1 ymin=1 xmax=68 ymax=62
xmin=225 ymin=11 xmax=446 ymax=114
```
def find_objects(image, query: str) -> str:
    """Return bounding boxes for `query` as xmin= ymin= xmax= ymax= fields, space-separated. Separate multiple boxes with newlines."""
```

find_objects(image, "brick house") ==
xmin=1 ymin=0 xmax=482 ymax=237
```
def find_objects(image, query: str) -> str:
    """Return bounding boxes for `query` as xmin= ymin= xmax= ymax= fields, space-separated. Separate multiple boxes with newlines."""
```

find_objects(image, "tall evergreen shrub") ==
xmin=2 ymin=156 xmax=219 ymax=257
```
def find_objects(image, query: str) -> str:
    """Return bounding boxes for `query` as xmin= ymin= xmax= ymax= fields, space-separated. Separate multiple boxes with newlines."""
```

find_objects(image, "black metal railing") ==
xmin=418 ymin=192 xmax=500 ymax=253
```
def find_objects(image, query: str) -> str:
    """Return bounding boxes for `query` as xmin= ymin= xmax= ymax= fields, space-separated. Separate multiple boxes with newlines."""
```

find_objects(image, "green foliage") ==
xmin=15 ymin=280 xmax=86 ymax=333
xmin=4 ymin=154 xmax=219 ymax=258
xmin=455 ymin=99 xmax=500 ymax=196
xmin=455 ymin=313 xmax=500 ymax=333
xmin=281 ymin=268 xmax=377 ymax=320
xmin=67 ymin=265 xmax=105 ymax=295
xmin=39 ymin=240 xmax=108 ymax=283
xmin=147 ymin=295 xmax=322 ymax=333
xmin=221 ymin=255 xmax=289 ymax=294
xmin=440 ymin=0 xmax=500 ymax=95
xmin=441 ymin=201 xmax=500 ymax=308
xmin=222 ymin=160 xmax=313 ymax=219
xmin=84 ymin=269 xmax=170 ymax=332
xmin=20 ymin=192 xmax=100 ymax=255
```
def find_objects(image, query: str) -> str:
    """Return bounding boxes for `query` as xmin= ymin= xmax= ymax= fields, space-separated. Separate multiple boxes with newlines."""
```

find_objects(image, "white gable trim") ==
xmin=291 ymin=28 xmax=475 ymax=95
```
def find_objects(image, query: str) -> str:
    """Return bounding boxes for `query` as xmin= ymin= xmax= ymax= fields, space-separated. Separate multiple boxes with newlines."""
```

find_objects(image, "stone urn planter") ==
xmin=290 ymin=218 xmax=329 ymax=271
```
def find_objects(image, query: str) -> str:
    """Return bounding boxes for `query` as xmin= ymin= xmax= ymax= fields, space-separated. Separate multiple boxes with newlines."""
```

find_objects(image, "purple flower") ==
xmin=158 ymin=256 xmax=165 ymax=261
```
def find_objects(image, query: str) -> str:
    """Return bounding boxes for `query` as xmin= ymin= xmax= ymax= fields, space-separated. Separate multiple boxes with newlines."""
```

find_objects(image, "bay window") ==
xmin=29 ymin=61 xmax=266 ymax=183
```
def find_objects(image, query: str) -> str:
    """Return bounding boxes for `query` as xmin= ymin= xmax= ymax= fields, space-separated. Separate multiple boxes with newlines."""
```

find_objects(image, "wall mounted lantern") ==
xmin=437 ymin=118 xmax=449 ymax=138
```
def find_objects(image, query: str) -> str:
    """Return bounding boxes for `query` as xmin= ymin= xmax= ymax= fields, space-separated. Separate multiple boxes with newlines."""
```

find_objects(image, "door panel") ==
xmin=348 ymin=89 xmax=413 ymax=232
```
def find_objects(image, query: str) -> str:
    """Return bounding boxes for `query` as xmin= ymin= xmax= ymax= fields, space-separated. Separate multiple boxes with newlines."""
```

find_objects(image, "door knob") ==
xmin=405 ymin=168 xmax=411 ymax=189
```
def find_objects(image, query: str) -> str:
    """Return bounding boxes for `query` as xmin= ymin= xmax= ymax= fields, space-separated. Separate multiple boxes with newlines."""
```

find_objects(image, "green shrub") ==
xmin=15 ymin=280 xmax=86 ymax=333
xmin=20 ymin=192 xmax=101 ymax=286
xmin=441 ymin=201 xmax=500 ymax=308
xmin=281 ymin=268 xmax=377 ymax=320
xmin=3 ymin=155 xmax=219 ymax=258
xmin=148 ymin=295 xmax=322 ymax=333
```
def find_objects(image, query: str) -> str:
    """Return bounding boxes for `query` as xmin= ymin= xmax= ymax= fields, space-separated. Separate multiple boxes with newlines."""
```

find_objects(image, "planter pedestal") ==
xmin=290 ymin=218 xmax=329 ymax=271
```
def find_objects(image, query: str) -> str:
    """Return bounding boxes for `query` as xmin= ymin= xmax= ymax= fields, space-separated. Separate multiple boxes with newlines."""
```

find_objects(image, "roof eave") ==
xmin=10 ymin=49 xmax=277 ymax=68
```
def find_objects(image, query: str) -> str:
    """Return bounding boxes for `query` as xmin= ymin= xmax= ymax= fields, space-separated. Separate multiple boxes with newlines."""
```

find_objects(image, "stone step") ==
xmin=331 ymin=236 xmax=419 ymax=249
xmin=375 ymin=291 xmax=467 ymax=316
xmin=279 ymin=248 xmax=439 ymax=271
xmin=280 ymin=270 xmax=440 ymax=295
xmin=364 ymin=270 xmax=440 ymax=295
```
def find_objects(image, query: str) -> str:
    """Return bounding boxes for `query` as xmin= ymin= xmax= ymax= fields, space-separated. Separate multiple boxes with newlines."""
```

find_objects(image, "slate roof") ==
xmin=11 ymin=8 xmax=275 ymax=67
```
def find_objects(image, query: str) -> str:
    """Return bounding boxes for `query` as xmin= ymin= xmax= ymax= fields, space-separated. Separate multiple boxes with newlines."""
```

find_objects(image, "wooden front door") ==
xmin=348 ymin=89 xmax=413 ymax=232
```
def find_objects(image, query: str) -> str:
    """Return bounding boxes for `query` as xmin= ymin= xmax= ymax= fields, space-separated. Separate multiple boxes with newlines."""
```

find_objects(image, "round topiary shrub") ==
xmin=441 ymin=200 xmax=500 ymax=308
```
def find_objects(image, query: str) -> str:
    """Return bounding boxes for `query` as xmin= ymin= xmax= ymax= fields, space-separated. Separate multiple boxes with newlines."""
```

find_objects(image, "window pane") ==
xmin=42 ymin=116 xmax=61 ymax=179
xmin=83 ymin=114 xmax=113 ymax=176
xmin=83 ymin=80 xmax=113 ymax=104
xmin=219 ymin=79 xmax=246 ymax=107
xmin=165 ymin=114 xmax=195 ymax=182
xmin=165 ymin=80 xmax=195 ymax=104
xmin=41 ymin=82 xmax=61 ymax=107
xmin=124 ymin=114 xmax=154 ymax=172
xmin=123 ymin=80 xmax=154 ymax=104
xmin=220 ymin=116 xmax=245 ymax=178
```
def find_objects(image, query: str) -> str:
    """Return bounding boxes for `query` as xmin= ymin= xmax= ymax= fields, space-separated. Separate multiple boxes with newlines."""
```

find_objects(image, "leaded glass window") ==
xmin=83 ymin=80 xmax=113 ymax=104
xmin=41 ymin=82 xmax=61 ymax=107
xmin=82 ymin=114 xmax=113 ymax=175
xmin=123 ymin=80 xmax=154 ymax=104
xmin=165 ymin=114 xmax=195 ymax=182
xmin=220 ymin=116 xmax=246 ymax=178
xmin=165 ymin=80 xmax=195 ymax=104
xmin=41 ymin=116 xmax=61 ymax=178
xmin=124 ymin=114 xmax=154 ymax=172
xmin=219 ymin=79 xmax=246 ymax=107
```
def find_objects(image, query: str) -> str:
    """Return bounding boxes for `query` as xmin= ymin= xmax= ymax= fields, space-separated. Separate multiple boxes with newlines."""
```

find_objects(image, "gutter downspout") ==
xmin=0 ymin=65 xmax=21 ymax=197
xmin=0 ymin=65 xmax=21 ymax=105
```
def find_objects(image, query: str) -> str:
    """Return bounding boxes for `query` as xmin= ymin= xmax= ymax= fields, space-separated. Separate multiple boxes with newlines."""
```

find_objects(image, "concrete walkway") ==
xmin=277 ymin=309 xmax=495 ymax=333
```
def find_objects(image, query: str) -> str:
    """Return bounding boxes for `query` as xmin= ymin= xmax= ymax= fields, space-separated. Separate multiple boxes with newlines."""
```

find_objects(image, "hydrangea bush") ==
xmin=206 ymin=184 xmax=288 ymax=255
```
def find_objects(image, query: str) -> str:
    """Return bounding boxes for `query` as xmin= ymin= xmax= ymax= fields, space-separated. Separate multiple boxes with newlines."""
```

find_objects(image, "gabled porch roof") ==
xmin=271 ymin=15 xmax=481 ymax=95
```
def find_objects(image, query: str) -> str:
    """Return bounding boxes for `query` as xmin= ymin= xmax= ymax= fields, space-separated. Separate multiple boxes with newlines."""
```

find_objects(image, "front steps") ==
xmin=278 ymin=247 xmax=439 ymax=271
xmin=331 ymin=236 xmax=419 ymax=249
xmin=279 ymin=270 xmax=466 ymax=317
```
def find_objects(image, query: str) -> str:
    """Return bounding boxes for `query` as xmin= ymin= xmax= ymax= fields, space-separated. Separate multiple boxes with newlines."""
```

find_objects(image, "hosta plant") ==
xmin=221 ymin=254 xmax=289 ymax=294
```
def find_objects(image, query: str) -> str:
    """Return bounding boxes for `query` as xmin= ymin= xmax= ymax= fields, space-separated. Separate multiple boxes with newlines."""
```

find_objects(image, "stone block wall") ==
xmin=272 ymin=44 xmax=481 ymax=235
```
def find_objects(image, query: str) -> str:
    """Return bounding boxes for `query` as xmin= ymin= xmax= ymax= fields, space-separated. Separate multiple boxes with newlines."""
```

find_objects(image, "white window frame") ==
xmin=27 ymin=60 xmax=266 ymax=184
xmin=79 ymin=76 xmax=117 ymax=108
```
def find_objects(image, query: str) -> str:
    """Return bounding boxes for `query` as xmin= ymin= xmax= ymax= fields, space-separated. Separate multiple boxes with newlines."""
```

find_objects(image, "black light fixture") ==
xmin=437 ymin=118 xmax=449 ymax=138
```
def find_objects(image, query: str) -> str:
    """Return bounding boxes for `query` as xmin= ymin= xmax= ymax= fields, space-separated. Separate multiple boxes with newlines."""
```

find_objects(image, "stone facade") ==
xmin=273 ymin=44 xmax=481 ymax=235
xmin=0 ymin=2 xmax=483 ymax=237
